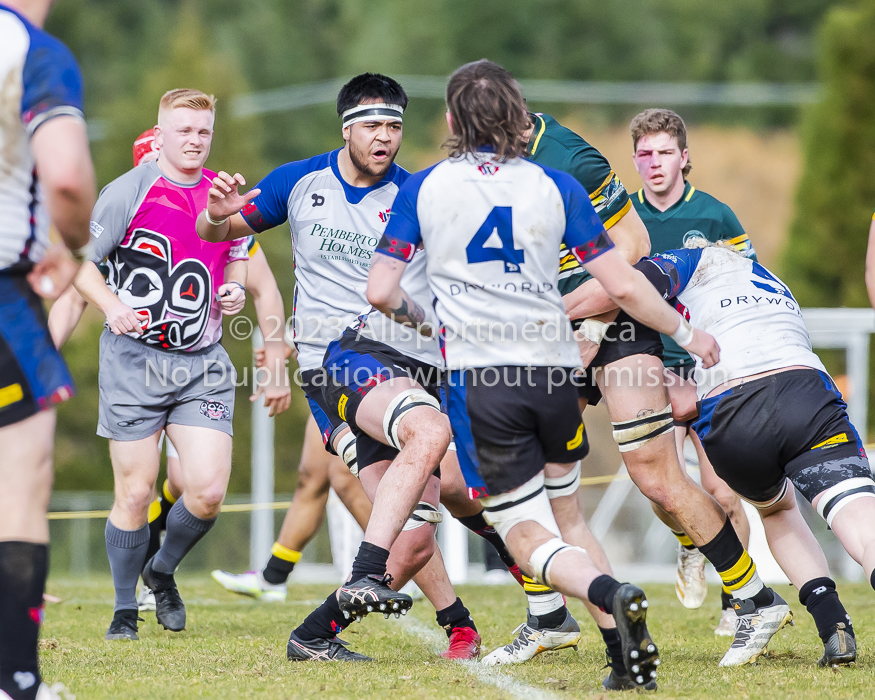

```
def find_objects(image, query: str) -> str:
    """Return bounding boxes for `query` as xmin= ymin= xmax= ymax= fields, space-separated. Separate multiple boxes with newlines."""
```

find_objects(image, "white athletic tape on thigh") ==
xmin=740 ymin=478 xmax=789 ymax=510
xmin=544 ymin=461 xmax=581 ymax=499
xmin=816 ymin=477 xmax=875 ymax=527
xmin=611 ymin=404 xmax=674 ymax=452
xmin=480 ymin=472 xmax=561 ymax=541
xmin=335 ymin=431 xmax=358 ymax=477
xmin=382 ymin=389 xmax=441 ymax=450
xmin=528 ymin=537 xmax=586 ymax=587
xmin=402 ymin=501 xmax=443 ymax=531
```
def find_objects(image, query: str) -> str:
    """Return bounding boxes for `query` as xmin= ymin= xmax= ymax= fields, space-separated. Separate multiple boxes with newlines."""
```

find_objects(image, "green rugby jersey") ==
xmin=633 ymin=181 xmax=756 ymax=368
xmin=526 ymin=113 xmax=631 ymax=295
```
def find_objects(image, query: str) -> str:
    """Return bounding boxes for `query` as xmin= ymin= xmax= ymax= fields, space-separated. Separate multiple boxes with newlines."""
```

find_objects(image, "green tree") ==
xmin=781 ymin=1 xmax=875 ymax=307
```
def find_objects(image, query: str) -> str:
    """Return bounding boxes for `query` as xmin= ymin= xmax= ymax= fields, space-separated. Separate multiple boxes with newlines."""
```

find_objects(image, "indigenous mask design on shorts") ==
xmin=109 ymin=229 xmax=212 ymax=350
xmin=199 ymin=399 xmax=230 ymax=421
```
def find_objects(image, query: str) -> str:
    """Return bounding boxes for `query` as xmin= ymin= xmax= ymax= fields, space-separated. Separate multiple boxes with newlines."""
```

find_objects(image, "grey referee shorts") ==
xmin=97 ymin=329 xmax=236 ymax=441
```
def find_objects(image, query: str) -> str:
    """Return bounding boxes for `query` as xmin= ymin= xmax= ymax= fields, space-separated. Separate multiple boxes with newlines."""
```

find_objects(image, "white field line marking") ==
xmin=401 ymin=616 xmax=560 ymax=700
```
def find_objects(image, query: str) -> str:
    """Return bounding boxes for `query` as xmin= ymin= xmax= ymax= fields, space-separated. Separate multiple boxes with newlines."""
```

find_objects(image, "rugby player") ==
xmin=73 ymin=89 xmax=250 ymax=641
xmin=549 ymin=117 xmax=790 ymax=664
xmin=0 ymin=2 xmax=96 ymax=698
xmin=571 ymin=238 xmax=875 ymax=667
xmin=367 ymin=59 xmax=723 ymax=687
xmin=198 ymin=74 xmax=510 ymax=660
xmin=627 ymin=108 xmax=754 ymax=633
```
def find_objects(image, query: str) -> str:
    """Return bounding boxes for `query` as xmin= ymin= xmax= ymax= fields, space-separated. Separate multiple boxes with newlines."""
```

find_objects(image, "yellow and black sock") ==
xmin=262 ymin=542 xmax=302 ymax=585
xmin=522 ymin=574 xmax=567 ymax=627
xmin=671 ymin=529 xmax=696 ymax=551
xmin=144 ymin=480 xmax=176 ymax=567
xmin=697 ymin=517 xmax=771 ymax=606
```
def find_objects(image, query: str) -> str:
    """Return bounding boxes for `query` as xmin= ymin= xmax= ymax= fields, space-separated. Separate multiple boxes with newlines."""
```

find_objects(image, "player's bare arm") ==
xmin=28 ymin=116 xmax=97 ymax=299
xmin=218 ymin=259 xmax=248 ymax=315
xmin=197 ymin=171 xmax=261 ymax=242
xmin=246 ymin=247 xmax=292 ymax=416
xmin=865 ymin=216 xmax=875 ymax=309
xmin=564 ymin=206 xmax=650 ymax=321
xmin=73 ymin=261 xmax=146 ymax=335
xmin=367 ymin=252 xmax=432 ymax=335
xmin=584 ymin=248 xmax=719 ymax=367
xmin=48 ymin=285 xmax=88 ymax=348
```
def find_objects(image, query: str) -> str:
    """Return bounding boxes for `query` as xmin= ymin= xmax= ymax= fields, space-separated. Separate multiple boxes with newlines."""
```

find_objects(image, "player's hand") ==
xmin=253 ymin=343 xmax=295 ymax=368
xmin=250 ymin=352 xmax=291 ymax=417
xmin=217 ymin=282 xmax=246 ymax=315
xmin=207 ymin=171 xmax=261 ymax=220
xmin=105 ymin=299 xmax=147 ymax=335
xmin=685 ymin=329 xmax=720 ymax=368
xmin=573 ymin=333 xmax=601 ymax=369
xmin=27 ymin=244 xmax=79 ymax=300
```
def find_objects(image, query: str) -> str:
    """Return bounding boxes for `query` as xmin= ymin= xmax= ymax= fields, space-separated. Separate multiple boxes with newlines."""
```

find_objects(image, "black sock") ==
xmin=457 ymin=514 xmax=516 ymax=569
xmin=0 ymin=542 xmax=48 ymax=700
xmin=263 ymin=554 xmax=296 ymax=585
xmin=587 ymin=575 xmax=621 ymax=615
xmin=599 ymin=626 xmax=624 ymax=673
xmin=750 ymin=586 xmax=774 ymax=609
xmin=534 ymin=607 xmax=567 ymax=630
xmin=721 ymin=590 xmax=733 ymax=611
xmin=348 ymin=541 xmax=390 ymax=581
xmin=295 ymin=594 xmax=349 ymax=642
xmin=799 ymin=577 xmax=853 ymax=643
xmin=436 ymin=597 xmax=476 ymax=636
xmin=870 ymin=568 xmax=875 ymax=592
xmin=151 ymin=498 xmax=217 ymax=574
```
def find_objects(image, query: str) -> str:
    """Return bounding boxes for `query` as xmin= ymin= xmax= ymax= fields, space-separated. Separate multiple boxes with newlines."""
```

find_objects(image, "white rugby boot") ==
xmin=211 ymin=569 xmax=287 ymax=602
xmin=481 ymin=609 xmax=581 ymax=665
xmin=675 ymin=544 xmax=708 ymax=609
xmin=714 ymin=607 xmax=737 ymax=636
xmin=719 ymin=591 xmax=793 ymax=666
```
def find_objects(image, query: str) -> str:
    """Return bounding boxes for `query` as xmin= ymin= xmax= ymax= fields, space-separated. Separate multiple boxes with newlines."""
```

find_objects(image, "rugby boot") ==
xmin=35 ymin=683 xmax=76 ymax=700
xmin=211 ymin=569 xmax=287 ymax=602
xmin=613 ymin=584 xmax=660 ymax=687
xmin=714 ymin=607 xmax=737 ymax=637
xmin=286 ymin=631 xmax=373 ymax=662
xmin=141 ymin=557 xmax=186 ymax=632
xmin=602 ymin=667 xmax=658 ymax=691
xmin=104 ymin=609 xmax=142 ymax=641
xmin=675 ymin=544 xmax=708 ymax=609
xmin=440 ymin=626 xmax=482 ymax=659
xmin=337 ymin=573 xmax=412 ymax=622
xmin=719 ymin=591 xmax=793 ymax=667
xmin=818 ymin=623 xmax=856 ymax=667
xmin=481 ymin=609 xmax=580 ymax=665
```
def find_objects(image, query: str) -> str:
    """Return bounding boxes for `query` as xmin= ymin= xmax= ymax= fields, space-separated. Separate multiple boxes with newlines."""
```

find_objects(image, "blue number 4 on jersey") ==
xmin=466 ymin=206 xmax=525 ymax=274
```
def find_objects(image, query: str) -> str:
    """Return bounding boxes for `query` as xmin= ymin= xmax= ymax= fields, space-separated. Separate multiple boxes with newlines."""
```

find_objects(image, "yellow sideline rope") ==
xmin=46 ymin=442 xmax=875 ymax=521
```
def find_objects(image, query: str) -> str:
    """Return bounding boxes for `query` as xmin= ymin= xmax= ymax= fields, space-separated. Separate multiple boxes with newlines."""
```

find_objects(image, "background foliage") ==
xmin=45 ymin=0 xmax=858 ymax=491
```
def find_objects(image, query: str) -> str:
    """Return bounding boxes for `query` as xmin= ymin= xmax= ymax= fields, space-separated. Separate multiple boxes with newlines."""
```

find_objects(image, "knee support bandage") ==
xmin=528 ymin=537 xmax=587 ymax=587
xmin=612 ymin=405 xmax=674 ymax=452
xmin=480 ymin=473 xmax=561 ymax=541
xmin=402 ymin=501 xmax=443 ymax=531
xmin=544 ymin=461 xmax=581 ymax=499
xmin=815 ymin=477 xmax=875 ymax=528
xmin=382 ymin=389 xmax=441 ymax=450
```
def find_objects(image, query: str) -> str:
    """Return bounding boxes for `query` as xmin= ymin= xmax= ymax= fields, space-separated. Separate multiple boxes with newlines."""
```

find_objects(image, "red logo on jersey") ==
xmin=478 ymin=162 xmax=499 ymax=176
xmin=378 ymin=208 xmax=391 ymax=223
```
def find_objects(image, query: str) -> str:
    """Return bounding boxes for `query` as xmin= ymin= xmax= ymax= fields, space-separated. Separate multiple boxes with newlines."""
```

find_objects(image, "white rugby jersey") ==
xmin=1 ymin=6 xmax=85 ymax=271
xmin=377 ymin=151 xmax=613 ymax=369
xmin=638 ymin=245 xmax=826 ymax=399
xmin=243 ymin=150 xmax=407 ymax=370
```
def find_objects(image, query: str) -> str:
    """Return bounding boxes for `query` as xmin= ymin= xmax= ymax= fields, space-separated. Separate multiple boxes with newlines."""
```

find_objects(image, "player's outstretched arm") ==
xmin=48 ymin=284 xmax=88 ymax=348
xmin=246 ymin=247 xmax=291 ymax=416
xmin=367 ymin=253 xmax=432 ymax=336
xmin=585 ymin=248 xmax=719 ymax=367
xmin=197 ymin=171 xmax=261 ymax=242
xmin=73 ymin=262 xmax=146 ymax=335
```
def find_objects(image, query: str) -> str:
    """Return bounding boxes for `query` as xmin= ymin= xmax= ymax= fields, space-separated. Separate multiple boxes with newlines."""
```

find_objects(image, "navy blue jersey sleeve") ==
xmin=21 ymin=28 xmax=84 ymax=137
xmin=375 ymin=166 xmax=432 ymax=262
xmin=640 ymin=248 xmax=703 ymax=298
xmin=540 ymin=167 xmax=614 ymax=265
xmin=241 ymin=163 xmax=299 ymax=233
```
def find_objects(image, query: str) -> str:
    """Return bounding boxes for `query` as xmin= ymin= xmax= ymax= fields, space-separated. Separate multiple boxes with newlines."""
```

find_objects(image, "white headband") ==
xmin=342 ymin=103 xmax=404 ymax=127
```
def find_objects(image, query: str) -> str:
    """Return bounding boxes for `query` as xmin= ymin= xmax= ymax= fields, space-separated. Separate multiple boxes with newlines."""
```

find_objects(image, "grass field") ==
xmin=40 ymin=576 xmax=873 ymax=699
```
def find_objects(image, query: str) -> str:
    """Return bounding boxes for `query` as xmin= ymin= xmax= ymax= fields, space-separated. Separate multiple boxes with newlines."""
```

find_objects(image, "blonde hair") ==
xmin=158 ymin=89 xmax=216 ymax=120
